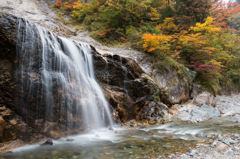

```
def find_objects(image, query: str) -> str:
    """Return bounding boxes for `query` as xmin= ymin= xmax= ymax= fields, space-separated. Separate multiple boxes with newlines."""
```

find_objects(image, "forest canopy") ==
xmin=53 ymin=0 xmax=240 ymax=93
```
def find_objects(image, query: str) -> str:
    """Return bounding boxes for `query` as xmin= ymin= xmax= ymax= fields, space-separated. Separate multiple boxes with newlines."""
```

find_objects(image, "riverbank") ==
xmin=1 ymin=93 xmax=239 ymax=158
xmin=171 ymin=133 xmax=240 ymax=159
xmin=167 ymin=93 xmax=240 ymax=159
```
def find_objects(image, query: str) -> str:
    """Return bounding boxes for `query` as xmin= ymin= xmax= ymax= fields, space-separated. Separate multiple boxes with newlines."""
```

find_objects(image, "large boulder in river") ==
xmin=190 ymin=104 xmax=221 ymax=122
xmin=173 ymin=103 xmax=221 ymax=122
xmin=139 ymin=101 xmax=171 ymax=124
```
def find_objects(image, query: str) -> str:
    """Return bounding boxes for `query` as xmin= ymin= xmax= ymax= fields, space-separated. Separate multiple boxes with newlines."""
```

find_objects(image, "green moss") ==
xmin=143 ymin=77 xmax=148 ymax=82
xmin=150 ymin=95 xmax=160 ymax=102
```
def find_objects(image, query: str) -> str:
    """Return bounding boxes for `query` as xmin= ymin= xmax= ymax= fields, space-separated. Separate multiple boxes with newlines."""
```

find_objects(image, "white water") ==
xmin=16 ymin=19 xmax=113 ymax=133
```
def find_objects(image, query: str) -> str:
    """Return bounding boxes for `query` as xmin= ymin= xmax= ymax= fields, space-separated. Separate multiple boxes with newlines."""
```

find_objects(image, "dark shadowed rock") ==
xmin=0 ymin=117 xmax=5 ymax=137
xmin=93 ymin=53 xmax=168 ymax=123
xmin=41 ymin=139 xmax=53 ymax=146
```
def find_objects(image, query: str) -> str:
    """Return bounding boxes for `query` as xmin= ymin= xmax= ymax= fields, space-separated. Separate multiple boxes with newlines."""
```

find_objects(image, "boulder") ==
xmin=189 ymin=149 xmax=199 ymax=157
xmin=140 ymin=101 xmax=171 ymax=124
xmin=153 ymin=68 xmax=195 ymax=105
xmin=216 ymin=142 xmax=229 ymax=151
xmin=224 ymin=149 xmax=234 ymax=155
xmin=223 ymin=137 xmax=236 ymax=145
xmin=173 ymin=110 xmax=191 ymax=122
xmin=193 ymin=91 xmax=216 ymax=107
xmin=41 ymin=139 xmax=53 ymax=146
xmin=190 ymin=83 xmax=206 ymax=98
xmin=190 ymin=104 xmax=221 ymax=122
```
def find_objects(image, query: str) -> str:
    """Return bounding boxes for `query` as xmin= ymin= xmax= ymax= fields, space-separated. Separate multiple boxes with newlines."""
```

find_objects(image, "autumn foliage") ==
xmin=53 ymin=0 xmax=62 ymax=7
xmin=53 ymin=0 xmax=240 ymax=93
xmin=142 ymin=34 xmax=171 ymax=53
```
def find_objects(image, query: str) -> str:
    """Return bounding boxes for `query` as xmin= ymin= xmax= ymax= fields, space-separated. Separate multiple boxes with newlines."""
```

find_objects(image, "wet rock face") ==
xmin=153 ymin=68 xmax=195 ymax=105
xmin=93 ymin=53 xmax=168 ymax=123
xmin=0 ymin=13 xmax=171 ymax=144
xmin=0 ymin=14 xmax=92 ymax=143
xmin=0 ymin=117 xmax=5 ymax=137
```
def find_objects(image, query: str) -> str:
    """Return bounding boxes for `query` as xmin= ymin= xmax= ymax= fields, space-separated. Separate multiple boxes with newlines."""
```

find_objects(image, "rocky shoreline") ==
xmin=166 ymin=93 xmax=240 ymax=159
xmin=170 ymin=133 xmax=240 ymax=159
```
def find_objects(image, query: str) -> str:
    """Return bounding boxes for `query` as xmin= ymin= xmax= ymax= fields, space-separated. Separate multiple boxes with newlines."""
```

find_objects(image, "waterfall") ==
xmin=16 ymin=18 xmax=113 ymax=134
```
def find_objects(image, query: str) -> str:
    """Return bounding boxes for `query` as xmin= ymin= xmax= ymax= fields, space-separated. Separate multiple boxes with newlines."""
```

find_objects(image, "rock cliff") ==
xmin=0 ymin=0 xmax=195 ymax=148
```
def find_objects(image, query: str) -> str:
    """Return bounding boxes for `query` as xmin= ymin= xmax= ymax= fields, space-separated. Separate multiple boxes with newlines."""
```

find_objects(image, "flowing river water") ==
xmin=1 ymin=115 xmax=240 ymax=159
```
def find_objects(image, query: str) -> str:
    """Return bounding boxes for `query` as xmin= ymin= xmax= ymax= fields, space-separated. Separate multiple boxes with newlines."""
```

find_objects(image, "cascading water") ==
xmin=16 ymin=18 xmax=113 ymax=135
xmin=119 ymin=56 xmax=132 ymax=105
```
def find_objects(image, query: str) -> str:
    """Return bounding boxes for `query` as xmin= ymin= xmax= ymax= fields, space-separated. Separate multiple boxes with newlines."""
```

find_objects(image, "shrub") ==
xmin=53 ymin=0 xmax=62 ymax=8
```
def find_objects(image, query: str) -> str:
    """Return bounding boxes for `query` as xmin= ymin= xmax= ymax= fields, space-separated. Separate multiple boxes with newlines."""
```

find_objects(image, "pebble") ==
xmin=231 ymin=134 xmax=240 ymax=140
xmin=223 ymin=137 xmax=236 ymax=145
xmin=218 ymin=135 xmax=223 ymax=141
xmin=189 ymin=149 xmax=198 ymax=156
xmin=211 ymin=139 xmax=218 ymax=147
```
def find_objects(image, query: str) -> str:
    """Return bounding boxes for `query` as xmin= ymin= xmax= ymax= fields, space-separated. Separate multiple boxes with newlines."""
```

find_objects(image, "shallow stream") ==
xmin=1 ymin=116 xmax=240 ymax=159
